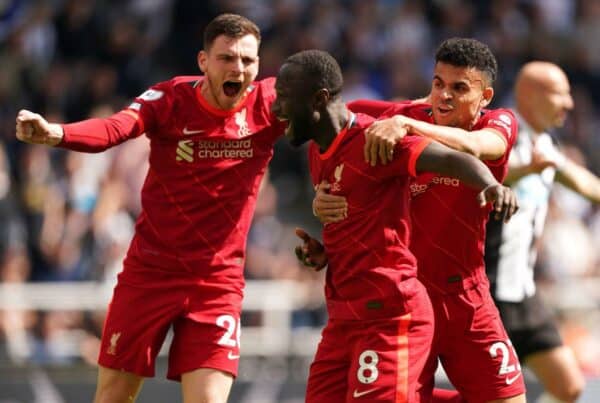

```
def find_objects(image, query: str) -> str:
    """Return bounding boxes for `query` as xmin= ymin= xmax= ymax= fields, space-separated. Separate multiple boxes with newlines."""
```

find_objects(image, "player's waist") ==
xmin=326 ymin=276 xmax=426 ymax=320
xmin=417 ymin=267 xmax=489 ymax=295
xmin=125 ymin=238 xmax=246 ymax=278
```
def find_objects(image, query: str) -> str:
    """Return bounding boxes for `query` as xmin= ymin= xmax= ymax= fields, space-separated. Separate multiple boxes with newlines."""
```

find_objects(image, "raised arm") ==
xmin=16 ymin=109 xmax=141 ymax=153
xmin=555 ymin=159 xmax=600 ymax=203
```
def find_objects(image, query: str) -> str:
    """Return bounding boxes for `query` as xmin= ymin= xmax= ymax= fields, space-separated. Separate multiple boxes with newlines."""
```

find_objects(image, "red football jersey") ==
xmin=62 ymin=76 xmax=284 ymax=291
xmin=351 ymin=101 xmax=518 ymax=293
xmin=308 ymin=112 xmax=431 ymax=320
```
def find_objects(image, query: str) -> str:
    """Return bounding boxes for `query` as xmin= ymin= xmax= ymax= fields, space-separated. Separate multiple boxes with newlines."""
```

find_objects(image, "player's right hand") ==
xmin=294 ymin=228 xmax=328 ymax=271
xmin=16 ymin=109 xmax=63 ymax=146
xmin=364 ymin=115 xmax=409 ymax=166
xmin=477 ymin=184 xmax=519 ymax=223
xmin=529 ymin=148 xmax=558 ymax=173
xmin=313 ymin=181 xmax=347 ymax=224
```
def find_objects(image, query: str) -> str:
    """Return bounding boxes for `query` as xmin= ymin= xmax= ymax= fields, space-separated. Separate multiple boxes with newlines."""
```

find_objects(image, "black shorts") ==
xmin=494 ymin=293 xmax=563 ymax=360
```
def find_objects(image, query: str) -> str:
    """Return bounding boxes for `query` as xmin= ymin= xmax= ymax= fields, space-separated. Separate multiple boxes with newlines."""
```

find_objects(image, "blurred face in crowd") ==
xmin=272 ymin=62 xmax=316 ymax=147
xmin=530 ymin=68 xmax=574 ymax=131
xmin=198 ymin=34 xmax=259 ymax=110
xmin=429 ymin=62 xmax=494 ymax=130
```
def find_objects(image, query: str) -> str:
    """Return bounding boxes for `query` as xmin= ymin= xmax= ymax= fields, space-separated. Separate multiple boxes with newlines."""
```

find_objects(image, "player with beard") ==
xmin=273 ymin=49 xmax=518 ymax=402
xmin=309 ymin=38 xmax=527 ymax=402
xmin=16 ymin=14 xmax=285 ymax=403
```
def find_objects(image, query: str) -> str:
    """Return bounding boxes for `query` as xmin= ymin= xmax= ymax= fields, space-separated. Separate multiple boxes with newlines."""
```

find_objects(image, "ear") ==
xmin=197 ymin=50 xmax=207 ymax=73
xmin=480 ymin=86 xmax=494 ymax=108
xmin=313 ymin=88 xmax=330 ymax=109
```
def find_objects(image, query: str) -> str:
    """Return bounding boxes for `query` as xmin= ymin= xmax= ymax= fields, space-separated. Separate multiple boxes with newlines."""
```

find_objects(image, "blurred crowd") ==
xmin=0 ymin=0 xmax=599 ymax=376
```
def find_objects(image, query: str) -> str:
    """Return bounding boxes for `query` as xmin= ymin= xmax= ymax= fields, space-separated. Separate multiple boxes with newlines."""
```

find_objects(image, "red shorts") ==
xmin=423 ymin=282 xmax=526 ymax=402
xmin=306 ymin=282 xmax=434 ymax=402
xmin=98 ymin=267 xmax=243 ymax=381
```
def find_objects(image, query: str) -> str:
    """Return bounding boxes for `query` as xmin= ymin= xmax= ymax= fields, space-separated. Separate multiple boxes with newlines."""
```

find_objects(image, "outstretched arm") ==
xmin=417 ymin=141 xmax=518 ymax=221
xmin=556 ymin=159 xmax=600 ymax=203
xmin=16 ymin=109 xmax=141 ymax=152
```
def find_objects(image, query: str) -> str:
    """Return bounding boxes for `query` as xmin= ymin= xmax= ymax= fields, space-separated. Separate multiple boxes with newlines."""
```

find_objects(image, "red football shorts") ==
xmin=423 ymin=282 xmax=526 ymax=402
xmin=306 ymin=282 xmax=434 ymax=402
xmin=98 ymin=266 xmax=243 ymax=381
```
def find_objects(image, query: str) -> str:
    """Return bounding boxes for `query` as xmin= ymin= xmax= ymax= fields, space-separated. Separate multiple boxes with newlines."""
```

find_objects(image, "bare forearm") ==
xmin=505 ymin=163 xmax=534 ymax=185
xmin=438 ymin=152 xmax=499 ymax=190
xmin=416 ymin=141 xmax=499 ymax=190
xmin=404 ymin=118 xmax=481 ymax=157
xmin=557 ymin=160 xmax=600 ymax=203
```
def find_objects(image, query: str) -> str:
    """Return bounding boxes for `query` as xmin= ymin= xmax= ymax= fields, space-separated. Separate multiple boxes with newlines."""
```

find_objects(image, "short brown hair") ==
xmin=203 ymin=13 xmax=261 ymax=50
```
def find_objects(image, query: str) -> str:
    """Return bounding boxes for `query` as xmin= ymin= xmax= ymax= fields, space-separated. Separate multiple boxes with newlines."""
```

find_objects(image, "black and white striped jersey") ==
xmin=485 ymin=116 xmax=565 ymax=302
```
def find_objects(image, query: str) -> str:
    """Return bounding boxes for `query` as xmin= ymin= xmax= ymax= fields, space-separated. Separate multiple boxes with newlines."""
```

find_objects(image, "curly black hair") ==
xmin=435 ymin=38 xmax=498 ymax=85
xmin=284 ymin=49 xmax=344 ymax=97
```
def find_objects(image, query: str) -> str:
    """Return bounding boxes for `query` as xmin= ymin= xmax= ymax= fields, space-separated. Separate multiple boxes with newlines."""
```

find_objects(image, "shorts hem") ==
xmin=167 ymin=364 xmax=238 ymax=382
xmin=97 ymin=358 xmax=154 ymax=378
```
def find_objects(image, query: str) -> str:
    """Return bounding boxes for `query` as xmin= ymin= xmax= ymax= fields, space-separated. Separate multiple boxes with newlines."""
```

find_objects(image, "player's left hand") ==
xmin=364 ymin=115 xmax=409 ymax=166
xmin=477 ymin=184 xmax=519 ymax=222
xmin=313 ymin=182 xmax=347 ymax=224
xmin=294 ymin=228 xmax=328 ymax=271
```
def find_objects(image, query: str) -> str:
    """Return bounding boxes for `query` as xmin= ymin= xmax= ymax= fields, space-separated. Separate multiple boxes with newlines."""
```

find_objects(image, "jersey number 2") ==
xmin=216 ymin=314 xmax=241 ymax=347
xmin=489 ymin=340 xmax=520 ymax=375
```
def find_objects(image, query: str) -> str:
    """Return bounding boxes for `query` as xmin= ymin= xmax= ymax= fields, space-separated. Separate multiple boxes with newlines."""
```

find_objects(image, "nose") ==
xmin=565 ymin=94 xmax=574 ymax=110
xmin=232 ymin=57 xmax=244 ymax=75
xmin=441 ymin=90 xmax=452 ymax=100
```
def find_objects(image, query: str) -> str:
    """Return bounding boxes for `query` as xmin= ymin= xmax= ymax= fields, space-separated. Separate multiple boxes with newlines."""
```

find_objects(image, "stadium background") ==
xmin=1 ymin=0 xmax=600 ymax=401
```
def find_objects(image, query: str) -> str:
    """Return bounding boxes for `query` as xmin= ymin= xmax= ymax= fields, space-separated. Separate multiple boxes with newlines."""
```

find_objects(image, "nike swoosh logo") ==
xmin=353 ymin=388 xmax=377 ymax=398
xmin=505 ymin=372 xmax=521 ymax=385
xmin=183 ymin=127 xmax=204 ymax=135
xmin=227 ymin=351 xmax=240 ymax=360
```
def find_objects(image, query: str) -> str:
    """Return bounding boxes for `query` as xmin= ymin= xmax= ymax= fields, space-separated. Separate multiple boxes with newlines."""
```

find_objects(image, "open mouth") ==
xmin=223 ymin=81 xmax=242 ymax=97
xmin=438 ymin=104 xmax=452 ymax=113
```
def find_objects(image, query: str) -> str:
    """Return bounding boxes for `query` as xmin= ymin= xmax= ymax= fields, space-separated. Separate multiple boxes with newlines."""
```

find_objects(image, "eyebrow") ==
xmin=434 ymin=75 xmax=482 ymax=86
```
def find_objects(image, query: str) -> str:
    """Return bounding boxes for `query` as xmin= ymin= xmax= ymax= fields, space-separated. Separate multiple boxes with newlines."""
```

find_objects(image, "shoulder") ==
xmin=480 ymin=108 xmax=518 ymax=143
xmin=252 ymin=77 xmax=277 ymax=101
xmin=481 ymin=108 xmax=517 ymax=127
xmin=384 ymin=102 xmax=432 ymax=119
xmin=137 ymin=76 xmax=200 ymax=102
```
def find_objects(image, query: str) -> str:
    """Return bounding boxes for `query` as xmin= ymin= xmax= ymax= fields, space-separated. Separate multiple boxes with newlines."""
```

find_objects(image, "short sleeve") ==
xmin=375 ymin=135 xmax=431 ymax=179
xmin=481 ymin=109 xmax=518 ymax=166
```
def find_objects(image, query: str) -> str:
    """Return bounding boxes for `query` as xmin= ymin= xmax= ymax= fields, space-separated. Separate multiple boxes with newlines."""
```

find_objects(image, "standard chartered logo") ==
xmin=176 ymin=140 xmax=194 ymax=162
xmin=175 ymin=139 xmax=254 ymax=162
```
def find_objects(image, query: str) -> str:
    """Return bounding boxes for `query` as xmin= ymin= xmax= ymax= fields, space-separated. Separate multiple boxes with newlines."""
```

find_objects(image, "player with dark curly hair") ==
xmin=311 ymin=38 xmax=527 ymax=402
xmin=276 ymin=49 xmax=519 ymax=403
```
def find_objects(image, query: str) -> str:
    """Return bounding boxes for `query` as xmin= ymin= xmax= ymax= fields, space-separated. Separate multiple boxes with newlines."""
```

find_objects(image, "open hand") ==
xmin=294 ymin=228 xmax=328 ymax=271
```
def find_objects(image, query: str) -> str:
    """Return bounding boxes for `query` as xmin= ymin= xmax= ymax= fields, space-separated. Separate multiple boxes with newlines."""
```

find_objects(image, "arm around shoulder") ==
xmin=402 ymin=115 xmax=507 ymax=160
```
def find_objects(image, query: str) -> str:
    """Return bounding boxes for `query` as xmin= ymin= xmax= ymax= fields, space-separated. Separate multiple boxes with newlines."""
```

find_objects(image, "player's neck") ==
xmin=314 ymin=104 xmax=351 ymax=153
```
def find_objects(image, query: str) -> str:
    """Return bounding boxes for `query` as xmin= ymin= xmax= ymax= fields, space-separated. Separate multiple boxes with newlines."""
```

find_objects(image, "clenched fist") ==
xmin=16 ymin=109 xmax=63 ymax=146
